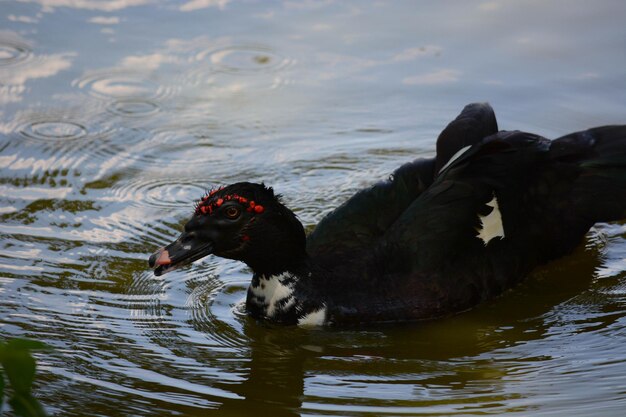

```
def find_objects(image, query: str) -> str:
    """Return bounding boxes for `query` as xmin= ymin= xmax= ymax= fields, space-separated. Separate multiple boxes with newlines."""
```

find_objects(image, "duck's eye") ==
xmin=224 ymin=205 xmax=241 ymax=219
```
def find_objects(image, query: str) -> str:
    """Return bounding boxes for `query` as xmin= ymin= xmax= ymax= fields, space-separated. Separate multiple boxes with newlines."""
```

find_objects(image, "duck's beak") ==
xmin=148 ymin=232 xmax=214 ymax=276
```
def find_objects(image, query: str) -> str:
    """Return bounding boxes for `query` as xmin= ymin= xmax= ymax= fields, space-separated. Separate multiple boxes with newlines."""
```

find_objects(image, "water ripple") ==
xmin=2 ymin=3 xmax=626 ymax=415
xmin=11 ymin=106 xmax=114 ymax=143
xmin=188 ymin=276 xmax=249 ymax=350
xmin=198 ymin=44 xmax=293 ymax=75
xmin=73 ymin=71 xmax=169 ymax=100
xmin=20 ymin=120 xmax=88 ymax=141
xmin=110 ymin=177 xmax=207 ymax=209
xmin=107 ymin=98 xmax=160 ymax=117
xmin=94 ymin=121 xmax=259 ymax=174
xmin=1 ymin=108 xmax=120 ymax=179
xmin=0 ymin=37 xmax=32 ymax=67
xmin=72 ymin=71 xmax=174 ymax=119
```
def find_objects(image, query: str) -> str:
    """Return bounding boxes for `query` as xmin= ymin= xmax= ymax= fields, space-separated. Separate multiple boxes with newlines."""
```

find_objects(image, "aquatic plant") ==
xmin=0 ymin=339 xmax=50 ymax=417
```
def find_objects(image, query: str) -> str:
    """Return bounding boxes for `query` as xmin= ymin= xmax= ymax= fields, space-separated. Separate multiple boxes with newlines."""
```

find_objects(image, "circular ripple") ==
xmin=199 ymin=45 xmax=292 ymax=74
xmin=108 ymin=98 xmax=160 ymax=117
xmin=7 ymin=107 xmax=121 ymax=176
xmin=113 ymin=177 xmax=207 ymax=209
xmin=20 ymin=120 xmax=88 ymax=141
xmin=73 ymin=71 xmax=173 ymax=100
xmin=0 ymin=39 xmax=31 ymax=66
xmin=115 ymin=121 xmax=253 ymax=172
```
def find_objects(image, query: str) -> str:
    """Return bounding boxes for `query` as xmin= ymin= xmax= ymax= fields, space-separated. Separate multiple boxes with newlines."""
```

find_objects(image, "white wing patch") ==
xmin=476 ymin=193 xmax=505 ymax=245
xmin=297 ymin=306 xmax=327 ymax=327
xmin=438 ymin=145 xmax=472 ymax=174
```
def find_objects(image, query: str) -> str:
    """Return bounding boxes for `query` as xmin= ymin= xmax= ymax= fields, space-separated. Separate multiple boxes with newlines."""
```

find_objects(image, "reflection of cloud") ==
xmin=403 ymin=69 xmax=461 ymax=85
xmin=4 ymin=53 xmax=74 ymax=85
xmin=312 ymin=23 xmax=332 ymax=31
xmin=0 ymin=184 xmax=72 ymax=200
xmin=121 ymin=53 xmax=179 ymax=71
xmin=179 ymin=0 xmax=229 ymax=12
xmin=573 ymin=72 xmax=600 ymax=80
xmin=0 ymin=53 xmax=74 ymax=104
xmin=17 ymin=0 xmax=152 ymax=12
xmin=89 ymin=16 xmax=120 ymax=24
xmin=254 ymin=11 xmax=275 ymax=19
xmin=0 ymin=85 xmax=27 ymax=104
xmin=284 ymin=0 xmax=334 ymax=10
xmin=393 ymin=45 xmax=442 ymax=62
xmin=479 ymin=1 xmax=501 ymax=11
xmin=8 ymin=14 xmax=39 ymax=23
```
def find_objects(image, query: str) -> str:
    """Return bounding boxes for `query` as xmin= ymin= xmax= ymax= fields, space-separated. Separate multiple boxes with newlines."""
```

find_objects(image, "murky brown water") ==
xmin=1 ymin=1 xmax=626 ymax=415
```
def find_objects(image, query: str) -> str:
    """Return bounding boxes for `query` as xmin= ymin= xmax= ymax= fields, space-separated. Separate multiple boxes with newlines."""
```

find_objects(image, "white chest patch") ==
xmin=250 ymin=272 xmax=295 ymax=317
xmin=297 ymin=306 xmax=327 ymax=327
xmin=476 ymin=193 xmax=505 ymax=245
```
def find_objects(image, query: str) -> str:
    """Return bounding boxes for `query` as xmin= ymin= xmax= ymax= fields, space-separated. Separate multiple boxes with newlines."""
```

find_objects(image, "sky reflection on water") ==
xmin=1 ymin=1 xmax=626 ymax=416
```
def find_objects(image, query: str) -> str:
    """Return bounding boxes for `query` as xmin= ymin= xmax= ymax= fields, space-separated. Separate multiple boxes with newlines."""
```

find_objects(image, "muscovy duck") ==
xmin=149 ymin=103 xmax=626 ymax=326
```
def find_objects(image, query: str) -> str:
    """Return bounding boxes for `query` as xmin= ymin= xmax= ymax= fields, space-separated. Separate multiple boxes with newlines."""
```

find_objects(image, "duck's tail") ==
xmin=551 ymin=125 xmax=626 ymax=224
xmin=402 ymin=124 xmax=626 ymax=269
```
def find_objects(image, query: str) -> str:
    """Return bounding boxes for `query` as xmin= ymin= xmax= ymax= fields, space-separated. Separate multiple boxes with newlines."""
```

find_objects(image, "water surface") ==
xmin=1 ymin=1 xmax=626 ymax=416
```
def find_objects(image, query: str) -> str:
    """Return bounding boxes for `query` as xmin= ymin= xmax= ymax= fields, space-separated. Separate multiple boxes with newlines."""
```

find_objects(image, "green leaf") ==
xmin=0 ymin=338 xmax=51 ymax=416
xmin=9 ymin=392 xmax=48 ymax=417
xmin=5 ymin=339 xmax=52 ymax=352
xmin=0 ymin=338 xmax=52 ymax=394
xmin=1 ymin=349 xmax=36 ymax=395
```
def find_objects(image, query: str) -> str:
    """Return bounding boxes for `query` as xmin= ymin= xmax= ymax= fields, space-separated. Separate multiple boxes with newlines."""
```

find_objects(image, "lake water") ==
xmin=1 ymin=1 xmax=626 ymax=415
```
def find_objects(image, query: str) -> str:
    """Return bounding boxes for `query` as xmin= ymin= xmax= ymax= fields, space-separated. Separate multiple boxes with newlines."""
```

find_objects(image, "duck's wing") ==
xmin=383 ymin=126 xmax=626 ymax=277
xmin=306 ymin=103 xmax=499 ymax=260
xmin=435 ymin=102 xmax=498 ymax=173
xmin=306 ymin=157 xmax=435 ymax=259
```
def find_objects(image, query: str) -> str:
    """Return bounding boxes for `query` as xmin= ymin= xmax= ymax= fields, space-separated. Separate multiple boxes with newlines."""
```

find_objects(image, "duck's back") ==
xmin=306 ymin=104 xmax=626 ymax=324
xmin=371 ymin=125 xmax=626 ymax=322
xmin=306 ymin=103 xmax=498 ymax=266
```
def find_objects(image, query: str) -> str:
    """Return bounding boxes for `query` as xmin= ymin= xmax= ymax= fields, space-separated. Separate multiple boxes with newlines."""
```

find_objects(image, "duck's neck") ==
xmin=245 ymin=259 xmax=328 ymax=326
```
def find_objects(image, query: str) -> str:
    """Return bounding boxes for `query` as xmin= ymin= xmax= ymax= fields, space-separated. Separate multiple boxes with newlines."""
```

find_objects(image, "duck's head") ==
xmin=149 ymin=182 xmax=306 ymax=276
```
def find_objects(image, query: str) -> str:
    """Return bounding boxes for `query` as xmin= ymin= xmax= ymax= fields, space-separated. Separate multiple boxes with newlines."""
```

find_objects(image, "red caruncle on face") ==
xmin=195 ymin=187 xmax=265 ymax=216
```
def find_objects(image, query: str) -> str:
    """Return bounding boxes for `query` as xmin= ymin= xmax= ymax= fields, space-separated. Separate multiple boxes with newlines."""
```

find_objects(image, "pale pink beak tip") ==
xmin=155 ymin=249 xmax=172 ymax=266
